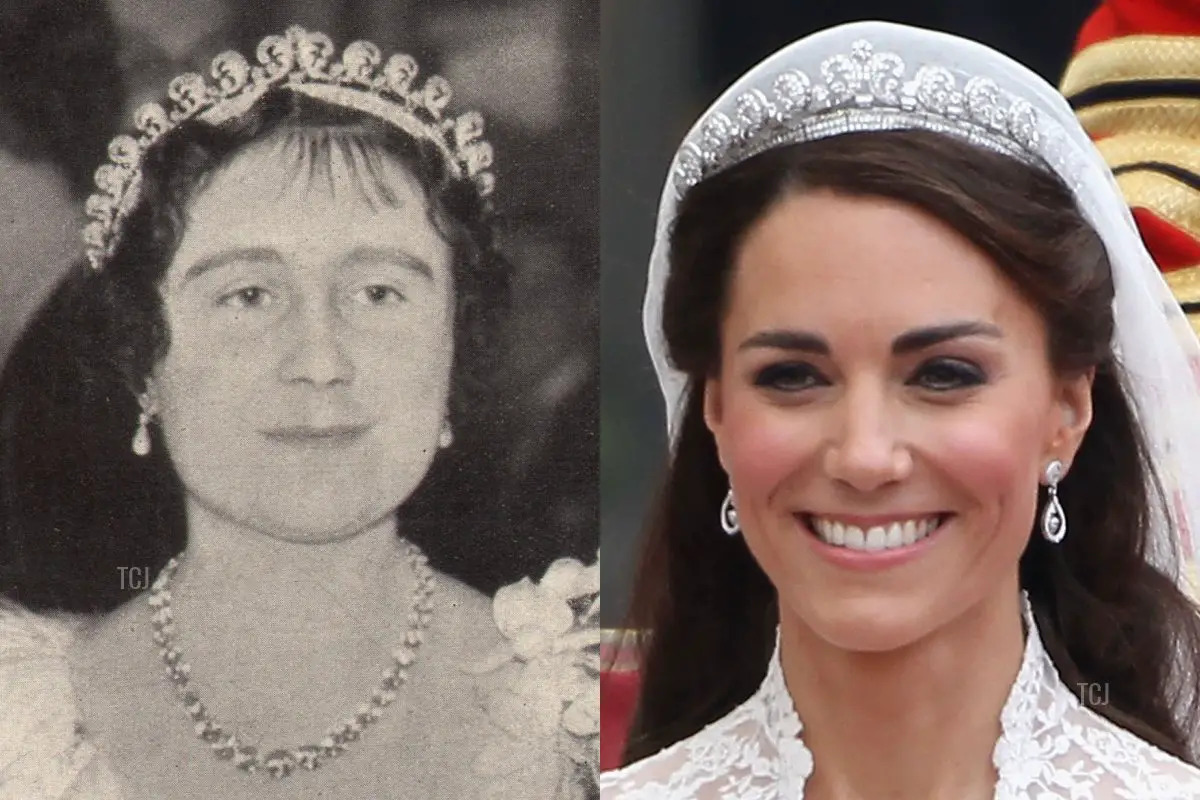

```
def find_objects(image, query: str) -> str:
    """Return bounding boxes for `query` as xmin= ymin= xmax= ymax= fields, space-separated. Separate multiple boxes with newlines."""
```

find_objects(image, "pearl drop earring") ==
xmin=132 ymin=410 xmax=152 ymax=457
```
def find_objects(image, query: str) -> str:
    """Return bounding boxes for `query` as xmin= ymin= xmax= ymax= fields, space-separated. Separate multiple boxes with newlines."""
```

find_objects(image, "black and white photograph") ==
xmin=0 ymin=2 xmax=598 ymax=798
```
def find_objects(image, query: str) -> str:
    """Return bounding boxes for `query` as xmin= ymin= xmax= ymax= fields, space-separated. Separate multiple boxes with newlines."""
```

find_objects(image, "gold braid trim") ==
xmin=1115 ymin=170 xmax=1200 ymax=241
xmin=1076 ymin=98 xmax=1200 ymax=140
xmin=1094 ymin=134 xmax=1200 ymax=178
xmin=1095 ymin=134 xmax=1200 ymax=174
xmin=1163 ymin=264 xmax=1200 ymax=305
xmin=1061 ymin=35 xmax=1200 ymax=97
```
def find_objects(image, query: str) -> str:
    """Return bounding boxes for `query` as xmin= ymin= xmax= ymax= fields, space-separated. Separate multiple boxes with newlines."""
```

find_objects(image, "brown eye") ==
xmin=218 ymin=286 xmax=273 ymax=309
xmin=911 ymin=358 xmax=986 ymax=391
xmin=753 ymin=362 xmax=827 ymax=392
xmin=357 ymin=285 xmax=406 ymax=305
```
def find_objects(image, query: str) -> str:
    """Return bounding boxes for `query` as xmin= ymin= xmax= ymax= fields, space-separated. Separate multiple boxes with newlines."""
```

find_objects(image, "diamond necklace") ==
xmin=147 ymin=538 xmax=436 ymax=779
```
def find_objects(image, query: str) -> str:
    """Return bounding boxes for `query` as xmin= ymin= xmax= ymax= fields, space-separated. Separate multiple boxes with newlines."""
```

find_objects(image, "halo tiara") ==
xmin=83 ymin=26 xmax=495 ymax=271
xmin=673 ymin=39 xmax=1079 ymax=199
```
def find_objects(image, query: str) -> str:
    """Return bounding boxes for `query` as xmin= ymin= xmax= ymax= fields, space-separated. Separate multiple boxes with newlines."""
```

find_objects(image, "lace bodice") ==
xmin=599 ymin=600 xmax=1200 ymax=799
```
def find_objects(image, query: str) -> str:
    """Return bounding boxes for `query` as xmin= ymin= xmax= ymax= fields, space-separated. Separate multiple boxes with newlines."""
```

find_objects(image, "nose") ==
xmin=278 ymin=301 xmax=356 ymax=387
xmin=822 ymin=381 xmax=912 ymax=492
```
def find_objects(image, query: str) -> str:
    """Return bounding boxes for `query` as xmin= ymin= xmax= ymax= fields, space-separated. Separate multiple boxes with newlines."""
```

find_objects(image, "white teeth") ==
xmin=845 ymin=526 xmax=865 ymax=548
xmin=865 ymin=526 xmax=886 ymax=551
xmin=811 ymin=515 xmax=941 ymax=552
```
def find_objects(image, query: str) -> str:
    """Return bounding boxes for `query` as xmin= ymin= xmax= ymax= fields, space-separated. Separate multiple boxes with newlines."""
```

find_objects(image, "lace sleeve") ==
xmin=0 ymin=603 xmax=100 ymax=800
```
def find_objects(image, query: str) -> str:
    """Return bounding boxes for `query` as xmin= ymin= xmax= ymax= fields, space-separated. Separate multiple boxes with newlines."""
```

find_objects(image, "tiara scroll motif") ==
xmin=673 ymin=40 xmax=1070 ymax=198
xmin=84 ymin=27 xmax=496 ymax=271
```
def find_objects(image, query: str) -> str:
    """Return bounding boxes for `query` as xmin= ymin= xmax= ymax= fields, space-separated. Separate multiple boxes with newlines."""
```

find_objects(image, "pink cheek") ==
xmin=717 ymin=397 xmax=1044 ymax=509
xmin=717 ymin=402 xmax=823 ymax=496
xmin=916 ymin=417 xmax=1037 ymax=505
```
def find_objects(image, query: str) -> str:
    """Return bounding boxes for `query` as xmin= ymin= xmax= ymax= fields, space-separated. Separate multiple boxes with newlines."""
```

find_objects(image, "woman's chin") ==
xmin=173 ymin=454 xmax=430 ymax=544
xmin=188 ymin=486 xmax=407 ymax=545
xmin=252 ymin=521 xmax=379 ymax=545
xmin=789 ymin=593 xmax=938 ymax=654
xmin=250 ymin=502 xmax=403 ymax=543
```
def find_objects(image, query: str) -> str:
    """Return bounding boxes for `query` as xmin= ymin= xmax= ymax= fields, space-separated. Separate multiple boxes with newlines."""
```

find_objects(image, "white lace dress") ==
xmin=599 ymin=600 xmax=1200 ymax=799
xmin=0 ymin=558 xmax=600 ymax=800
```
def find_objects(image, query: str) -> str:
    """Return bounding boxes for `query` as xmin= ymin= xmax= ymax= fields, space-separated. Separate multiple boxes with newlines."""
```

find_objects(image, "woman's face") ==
xmin=152 ymin=132 xmax=455 ymax=542
xmin=704 ymin=189 xmax=1092 ymax=652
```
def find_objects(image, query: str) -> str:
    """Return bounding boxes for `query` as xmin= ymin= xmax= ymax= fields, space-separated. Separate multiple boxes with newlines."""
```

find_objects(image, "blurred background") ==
xmin=601 ymin=0 xmax=1102 ymax=625
xmin=0 ymin=0 xmax=597 ymax=593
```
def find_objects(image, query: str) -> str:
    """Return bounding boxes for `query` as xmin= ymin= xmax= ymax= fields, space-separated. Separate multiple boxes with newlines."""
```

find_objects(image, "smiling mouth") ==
xmin=800 ymin=513 xmax=952 ymax=552
xmin=261 ymin=424 xmax=370 ymax=447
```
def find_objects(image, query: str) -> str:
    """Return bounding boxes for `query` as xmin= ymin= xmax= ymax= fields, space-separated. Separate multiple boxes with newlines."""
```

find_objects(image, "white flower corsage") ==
xmin=469 ymin=552 xmax=601 ymax=798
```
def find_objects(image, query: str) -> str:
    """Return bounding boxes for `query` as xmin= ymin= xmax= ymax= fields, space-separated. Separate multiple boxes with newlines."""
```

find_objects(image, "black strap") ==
xmin=1068 ymin=79 xmax=1200 ymax=110
xmin=1111 ymin=161 xmax=1200 ymax=192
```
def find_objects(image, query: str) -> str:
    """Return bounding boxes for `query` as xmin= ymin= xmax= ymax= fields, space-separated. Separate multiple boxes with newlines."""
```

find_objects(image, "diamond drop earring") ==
xmin=438 ymin=420 xmax=454 ymax=449
xmin=1040 ymin=459 xmax=1066 ymax=543
xmin=720 ymin=489 xmax=741 ymax=536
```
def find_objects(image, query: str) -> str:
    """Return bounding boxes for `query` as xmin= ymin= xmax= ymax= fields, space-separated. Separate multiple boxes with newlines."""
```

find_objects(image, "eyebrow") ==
xmin=338 ymin=246 xmax=434 ymax=281
xmin=892 ymin=321 xmax=1003 ymax=354
xmin=178 ymin=245 xmax=435 ymax=284
xmin=181 ymin=247 xmax=283 ymax=284
xmin=737 ymin=321 xmax=1004 ymax=356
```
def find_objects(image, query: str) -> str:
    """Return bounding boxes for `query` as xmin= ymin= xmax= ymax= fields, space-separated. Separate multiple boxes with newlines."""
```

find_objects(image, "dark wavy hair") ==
xmin=0 ymin=89 xmax=521 ymax=612
xmin=622 ymin=130 xmax=1200 ymax=765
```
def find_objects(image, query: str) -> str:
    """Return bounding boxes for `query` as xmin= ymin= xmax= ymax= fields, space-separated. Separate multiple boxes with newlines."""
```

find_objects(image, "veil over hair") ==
xmin=641 ymin=18 xmax=1200 ymax=731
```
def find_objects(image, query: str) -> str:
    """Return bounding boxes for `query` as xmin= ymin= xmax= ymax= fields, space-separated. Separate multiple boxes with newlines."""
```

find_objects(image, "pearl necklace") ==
xmin=147 ymin=539 xmax=436 ymax=779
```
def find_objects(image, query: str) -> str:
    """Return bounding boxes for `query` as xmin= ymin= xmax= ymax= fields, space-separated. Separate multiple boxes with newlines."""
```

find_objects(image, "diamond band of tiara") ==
xmin=83 ymin=26 xmax=495 ymax=271
xmin=673 ymin=40 xmax=1074 ymax=199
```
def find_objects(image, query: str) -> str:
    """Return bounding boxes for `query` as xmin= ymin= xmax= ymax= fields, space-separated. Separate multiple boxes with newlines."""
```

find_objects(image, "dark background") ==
xmin=601 ymin=0 xmax=1099 ymax=624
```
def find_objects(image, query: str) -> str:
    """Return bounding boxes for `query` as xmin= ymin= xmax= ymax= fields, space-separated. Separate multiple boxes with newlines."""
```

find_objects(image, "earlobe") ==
xmin=140 ymin=377 xmax=160 ymax=413
xmin=703 ymin=379 xmax=730 ymax=472
xmin=703 ymin=378 xmax=723 ymax=433
xmin=1068 ymin=368 xmax=1095 ymax=433
xmin=1052 ymin=368 xmax=1095 ymax=462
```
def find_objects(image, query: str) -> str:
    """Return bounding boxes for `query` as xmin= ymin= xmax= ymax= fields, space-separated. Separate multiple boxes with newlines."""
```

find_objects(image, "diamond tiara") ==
xmin=83 ymin=26 xmax=495 ymax=271
xmin=673 ymin=39 xmax=1068 ymax=199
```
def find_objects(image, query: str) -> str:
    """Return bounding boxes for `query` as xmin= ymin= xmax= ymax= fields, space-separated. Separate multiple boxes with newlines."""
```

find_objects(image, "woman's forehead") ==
xmin=726 ymin=192 xmax=1023 ymax=333
xmin=197 ymin=126 xmax=428 ymax=212
xmin=164 ymin=128 xmax=450 ymax=283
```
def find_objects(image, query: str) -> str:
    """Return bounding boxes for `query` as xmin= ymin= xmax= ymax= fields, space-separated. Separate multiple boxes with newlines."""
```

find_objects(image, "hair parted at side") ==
xmin=621 ymin=129 xmax=1200 ymax=766
xmin=0 ymin=88 xmax=518 ymax=612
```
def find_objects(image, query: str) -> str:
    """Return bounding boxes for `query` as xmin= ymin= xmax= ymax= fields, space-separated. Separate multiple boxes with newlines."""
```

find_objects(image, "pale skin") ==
xmin=704 ymin=190 xmax=1094 ymax=800
xmin=64 ymin=131 xmax=516 ymax=800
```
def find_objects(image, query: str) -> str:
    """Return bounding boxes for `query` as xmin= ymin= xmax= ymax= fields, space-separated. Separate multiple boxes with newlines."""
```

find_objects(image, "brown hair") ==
xmin=621 ymin=130 xmax=1200 ymax=765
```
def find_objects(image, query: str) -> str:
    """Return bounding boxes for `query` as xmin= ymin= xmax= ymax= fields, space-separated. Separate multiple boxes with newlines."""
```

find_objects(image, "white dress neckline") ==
xmin=600 ymin=594 xmax=1200 ymax=799
xmin=0 ymin=553 xmax=601 ymax=800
